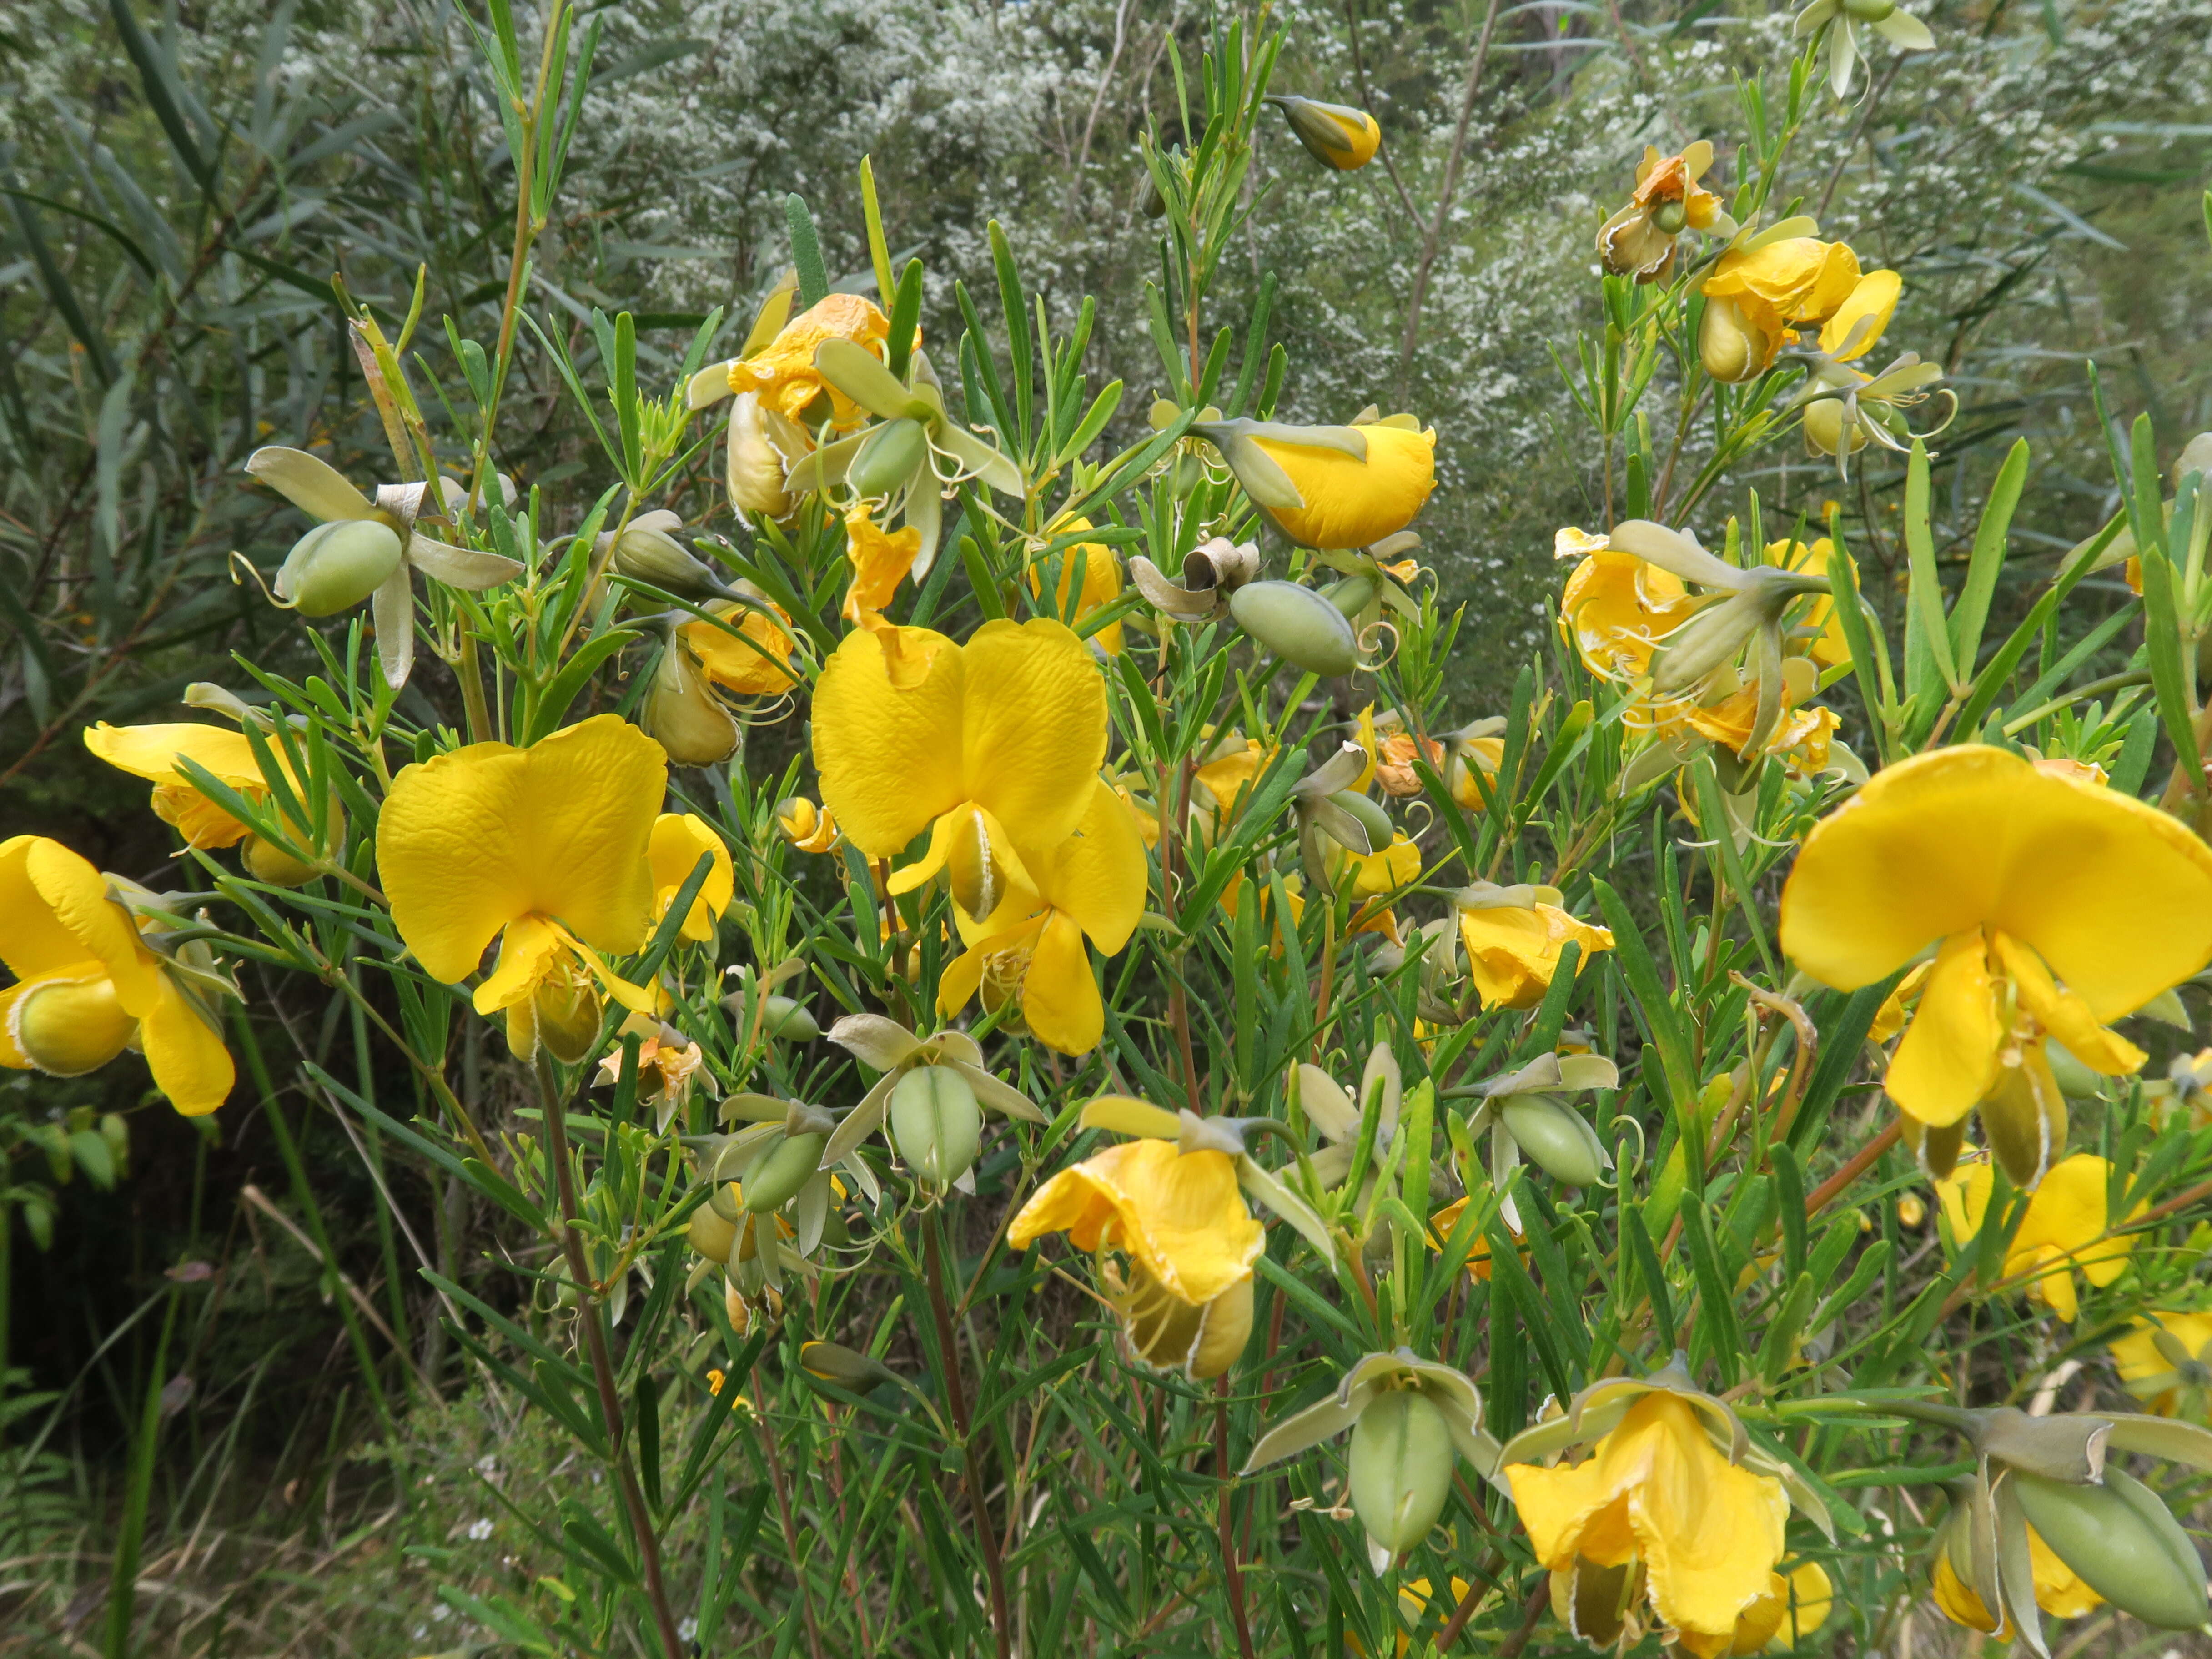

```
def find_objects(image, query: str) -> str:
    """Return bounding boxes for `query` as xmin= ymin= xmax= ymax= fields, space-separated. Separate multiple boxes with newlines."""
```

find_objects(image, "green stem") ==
xmin=922 ymin=1209 xmax=1013 ymax=1659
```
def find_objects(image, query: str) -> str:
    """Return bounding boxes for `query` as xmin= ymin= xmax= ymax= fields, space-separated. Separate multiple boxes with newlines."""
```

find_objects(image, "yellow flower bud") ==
xmin=274 ymin=518 xmax=404 ymax=616
xmin=1699 ymin=295 xmax=1774 ymax=384
xmin=10 ymin=975 xmax=136 ymax=1076
xmin=725 ymin=391 xmax=799 ymax=519
xmin=1267 ymin=94 xmax=1382 ymax=171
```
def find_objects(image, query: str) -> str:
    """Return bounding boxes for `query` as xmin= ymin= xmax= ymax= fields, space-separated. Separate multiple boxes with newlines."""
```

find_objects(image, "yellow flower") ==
xmin=1558 ymin=533 xmax=1697 ymax=680
xmin=1817 ymin=269 xmax=1901 ymax=362
xmin=842 ymin=503 xmax=922 ymax=624
xmin=0 ymin=835 xmax=232 ymax=1115
xmin=1267 ymin=94 xmax=1382 ymax=171
xmin=83 ymin=721 xmax=341 ymax=885
xmin=1456 ymin=884 xmax=1615 ymax=1010
xmin=682 ymin=597 xmax=796 ymax=698
xmin=597 ymin=1019 xmax=713 ymax=1129
xmin=1672 ymin=1560 xmax=1834 ymax=1657
xmin=1702 ymin=238 xmax=1862 ymax=345
xmin=1507 ymin=1392 xmax=1791 ymax=1644
xmin=1347 ymin=1576 xmax=1475 ymax=1656
xmin=1191 ymin=734 xmax=1274 ymax=841
xmin=1683 ymin=687 xmax=1838 ymax=774
xmin=811 ymin=618 xmax=1108 ymax=924
xmin=1252 ymin=417 xmax=1435 ymax=550
xmin=937 ymin=779 xmax=1146 ymax=1054
xmin=648 ymin=814 xmax=734 ymax=943
xmin=1329 ymin=830 xmax=1422 ymax=899
xmin=1008 ymin=1135 xmax=1264 ymax=1377
xmin=775 ymin=797 xmax=840 ymax=854
xmin=1598 ymin=141 xmax=1731 ymax=282
xmin=1779 ymin=746 xmax=2212 ymax=1186
xmin=1026 ymin=517 xmax=1125 ymax=654
xmin=1934 ymin=1153 xmax=2138 ymax=1322
xmin=376 ymin=716 xmax=665 ymax=1062
xmin=2110 ymin=1311 xmax=2212 ymax=1416
xmin=727 ymin=293 xmax=890 ymax=429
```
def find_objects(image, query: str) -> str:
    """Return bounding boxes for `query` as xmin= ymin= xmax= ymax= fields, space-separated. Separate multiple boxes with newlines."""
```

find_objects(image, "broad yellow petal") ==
xmin=959 ymin=619 xmax=1109 ymax=851
xmin=1885 ymin=931 xmax=2001 ymax=1127
xmin=377 ymin=716 xmax=665 ymax=984
xmin=684 ymin=602 xmax=795 ymax=696
xmin=1029 ymin=779 xmax=1147 ymax=953
xmin=1021 ymin=910 xmax=1106 ymax=1055
xmin=1780 ymin=745 xmax=2212 ymax=1017
xmin=2 ymin=836 xmax=115 ymax=985
xmin=1007 ymin=1139 xmax=1262 ymax=1305
xmin=1820 ymin=269 xmax=1900 ymax=361
xmin=812 ymin=623 xmax=968 ymax=856
xmin=84 ymin=721 xmax=263 ymax=788
xmin=1990 ymin=932 xmax=2146 ymax=1077
xmin=1255 ymin=423 xmax=1436 ymax=550
xmin=6 ymin=837 xmax=163 ymax=1014
xmin=1935 ymin=1158 xmax=1995 ymax=1245
xmin=473 ymin=916 xmax=566 ymax=1016
xmin=650 ymin=813 xmax=733 ymax=942
xmin=140 ymin=976 xmax=234 ymax=1116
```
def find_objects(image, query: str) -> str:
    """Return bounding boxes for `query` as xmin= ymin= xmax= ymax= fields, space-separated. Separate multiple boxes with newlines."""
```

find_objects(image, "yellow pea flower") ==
xmin=1702 ymin=238 xmax=1862 ymax=346
xmin=810 ymin=618 xmax=1108 ymax=924
xmin=682 ymin=596 xmax=796 ymax=698
xmin=726 ymin=293 xmax=891 ymax=429
xmin=0 ymin=835 xmax=233 ymax=1115
xmin=1347 ymin=1575 xmax=1475 ymax=1656
xmin=1026 ymin=517 xmax=1124 ymax=654
xmin=1329 ymin=830 xmax=1422 ymax=899
xmin=1682 ymin=687 xmax=1839 ymax=776
xmin=1266 ymin=93 xmax=1382 ymax=172
xmin=937 ymin=779 xmax=1146 ymax=1055
xmin=1557 ymin=529 xmax=1698 ymax=680
xmin=376 ymin=716 xmax=665 ymax=1063
xmin=84 ymin=721 xmax=341 ymax=885
xmin=1507 ymin=1392 xmax=1792 ymax=1646
xmin=842 ymin=503 xmax=922 ymax=625
xmin=1199 ymin=413 xmax=1436 ymax=550
xmin=2110 ymin=1311 xmax=2212 ymax=1417
xmin=774 ymin=797 xmax=840 ymax=855
xmin=1190 ymin=732 xmax=1275 ymax=843
xmin=648 ymin=814 xmax=734 ymax=944
xmin=1934 ymin=1153 xmax=2138 ymax=1322
xmin=1598 ymin=141 xmax=1733 ymax=282
xmin=1007 ymin=1134 xmax=1264 ymax=1379
xmin=1455 ymin=883 xmax=1614 ymax=1010
xmin=1931 ymin=1510 xmax=2101 ymax=1632
xmin=1779 ymin=745 xmax=2212 ymax=1186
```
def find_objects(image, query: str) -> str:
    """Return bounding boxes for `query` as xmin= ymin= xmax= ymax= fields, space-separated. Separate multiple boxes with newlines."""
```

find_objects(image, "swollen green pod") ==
xmin=743 ymin=1131 xmax=827 ymax=1213
xmin=275 ymin=519 xmax=405 ymax=616
xmin=1228 ymin=580 xmax=1360 ymax=676
xmin=890 ymin=1065 xmax=983 ymax=1190
xmin=1327 ymin=790 xmax=1395 ymax=853
xmin=2012 ymin=1469 xmax=2208 ymax=1629
xmin=1322 ymin=573 xmax=1379 ymax=619
xmin=848 ymin=417 xmax=930 ymax=498
xmin=687 ymin=1204 xmax=739 ymax=1263
xmin=1347 ymin=1390 xmax=1455 ymax=1553
xmin=1501 ymin=1096 xmax=1606 ymax=1188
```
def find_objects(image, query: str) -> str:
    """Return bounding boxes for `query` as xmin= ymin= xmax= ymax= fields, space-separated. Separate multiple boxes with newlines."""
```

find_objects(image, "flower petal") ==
xmin=1021 ymin=909 xmax=1105 ymax=1055
xmin=1885 ymin=931 xmax=2002 ymax=1127
xmin=649 ymin=813 xmax=733 ymax=943
xmin=1007 ymin=1138 xmax=1262 ymax=1305
xmin=377 ymin=715 xmax=665 ymax=984
xmin=246 ymin=446 xmax=376 ymax=522
xmin=140 ymin=975 xmax=234 ymax=1116
xmin=1780 ymin=745 xmax=2212 ymax=1018
xmin=1991 ymin=932 xmax=2147 ymax=1077
xmin=959 ymin=619 xmax=1109 ymax=852
xmin=812 ymin=623 xmax=968 ymax=857
xmin=9 ymin=837 xmax=163 ymax=1014
xmin=1030 ymin=779 xmax=1148 ymax=953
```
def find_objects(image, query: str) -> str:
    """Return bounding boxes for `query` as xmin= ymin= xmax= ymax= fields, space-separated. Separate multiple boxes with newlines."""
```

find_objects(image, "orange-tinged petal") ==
xmin=1779 ymin=745 xmax=2212 ymax=1019
xmin=843 ymin=505 xmax=922 ymax=622
xmin=1007 ymin=1139 xmax=1262 ymax=1305
xmin=813 ymin=623 xmax=968 ymax=856
xmin=1885 ymin=931 xmax=2002 ymax=1128
xmin=377 ymin=715 xmax=666 ymax=985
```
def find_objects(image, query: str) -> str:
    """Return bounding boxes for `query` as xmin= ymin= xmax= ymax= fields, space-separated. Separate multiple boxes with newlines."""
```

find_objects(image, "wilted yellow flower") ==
xmin=1780 ymin=746 xmax=2212 ymax=1186
xmin=682 ymin=597 xmax=796 ymax=698
xmin=1672 ymin=1559 xmax=1835 ymax=1657
xmin=1683 ymin=685 xmax=1838 ymax=774
xmin=1935 ymin=1153 xmax=2137 ymax=1322
xmin=938 ymin=779 xmax=1146 ymax=1055
xmin=728 ymin=293 xmax=890 ymax=429
xmin=2110 ymin=1311 xmax=2212 ymax=1416
xmin=1699 ymin=236 xmax=1895 ymax=380
xmin=648 ymin=814 xmax=734 ymax=943
xmin=597 ymin=1019 xmax=713 ymax=1130
xmin=1508 ymin=1392 xmax=1790 ymax=1645
xmin=1026 ymin=517 xmax=1124 ymax=654
xmin=1266 ymin=93 xmax=1381 ymax=171
xmin=811 ymin=618 xmax=1108 ymax=925
xmin=1008 ymin=1134 xmax=1264 ymax=1378
xmin=0 ymin=835 xmax=232 ymax=1115
xmin=1557 ymin=531 xmax=1698 ymax=680
xmin=842 ymin=503 xmax=923 ymax=625
xmin=376 ymin=716 xmax=664 ymax=1062
xmin=1456 ymin=883 xmax=1615 ymax=1010
xmin=1598 ymin=141 xmax=1732 ymax=282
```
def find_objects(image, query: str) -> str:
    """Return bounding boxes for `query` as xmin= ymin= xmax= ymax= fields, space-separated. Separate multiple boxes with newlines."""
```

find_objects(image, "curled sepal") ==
xmin=1975 ymin=1408 xmax=2110 ymax=1484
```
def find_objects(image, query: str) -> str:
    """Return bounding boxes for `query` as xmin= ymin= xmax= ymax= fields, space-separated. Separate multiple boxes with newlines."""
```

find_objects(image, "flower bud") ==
xmin=1228 ymin=579 xmax=1360 ymax=676
xmin=11 ymin=976 xmax=136 ymax=1076
xmin=847 ymin=417 xmax=931 ymax=499
xmin=726 ymin=392 xmax=798 ymax=519
xmin=742 ymin=1131 xmax=827 ymax=1213
xmin=1698 ymin=294 xmax=1773 ymax=386
xmin=2011 ymin=1468 xmax=2209 ymax=1629
xmin=275 ymin=518 xmax=405 ymax=616
xmin=688 ymin=1203 xmax=739 ymax=1263
xmin=890 ymin=1065 xmax=983 ymax=1190
xmin=1802 ymin=398 xmax=1867 ymax=459
xmin=602 ymin=510 xmax=729 ymax=599
xmin=1348 ymin=1390 xmax=1456 ymax=1553
xmin=640 ymin=639 xmax=739 ymax=767
xmin=1267 ymin=94 xmax=1382 ymax=172
xmin=1501 ymin=1096 xmax=1607 ymax=1187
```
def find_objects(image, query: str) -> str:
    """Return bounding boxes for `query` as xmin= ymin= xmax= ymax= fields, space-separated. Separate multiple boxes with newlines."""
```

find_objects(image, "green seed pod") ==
xmin=640 ymin=639 xmax=740 ymax=767
xmin=1228 ymin=580 xmax=1360 ymax=676
xmin=1140 ymin=175 xmax=1166 ymax=219
xmin=13 ymin=976 xmax=136 ymax=1076
xmin=1327 ymin=790 xmax=1395 ymax=853
xmin=890 ymin=1065 xmax=983 ymax=1190
xmin=1649 ymin=198 xmax=1689 ymax=236
xmin=1347 ymin=1390 xmax=1455 ymax=1554
xmin=1840 ymin=0 xmax=1896 ymax=18
xmin=1501 ymin=1096 xmax=1605 ymax=1187
xmin=275 ymin=519 xmax=405 ymax=617
xmin=847 ymin=417 xmax=930 ymax=499
xmin=2012 ymin=1469 xmax=2209 ymax=1630
xmin=688 ymin=1204 xmax=739 ymax=1263
xmin=743 ymin=1131 xmax=827 ymax=1213
xmin=1322 ymin=573 xmax=1379 ymax=619
xmin=762 ymin=994 xmax=820 ymax=1041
